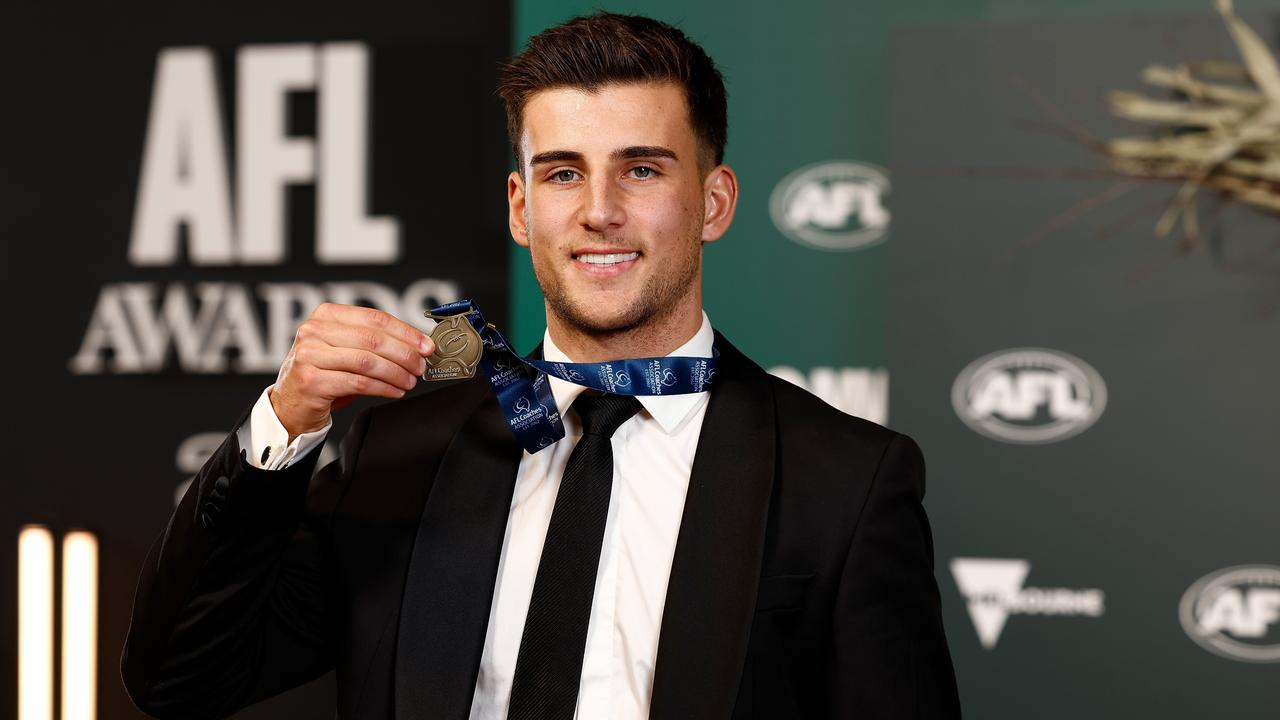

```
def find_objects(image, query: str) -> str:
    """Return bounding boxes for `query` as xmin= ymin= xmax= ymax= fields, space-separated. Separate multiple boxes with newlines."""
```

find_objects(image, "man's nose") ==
xmin=581 ymin=175 xmax=626 ymax=231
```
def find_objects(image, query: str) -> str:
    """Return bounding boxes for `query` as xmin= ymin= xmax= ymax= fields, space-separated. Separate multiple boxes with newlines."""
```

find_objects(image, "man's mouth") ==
xmin=572 ymin=251 xmax=640 ymax=266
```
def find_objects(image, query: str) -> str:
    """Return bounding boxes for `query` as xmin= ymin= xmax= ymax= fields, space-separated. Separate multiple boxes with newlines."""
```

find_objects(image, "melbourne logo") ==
xmin=1180 ymin=565 xmax=1280 ymax=663
xmin=952 ymin=348 xmax=1107 ymax=444
xmin=950 ymin=558 xmax=1104 ymax=649
xmin=769 ymin=161 xmax=890 ymax=251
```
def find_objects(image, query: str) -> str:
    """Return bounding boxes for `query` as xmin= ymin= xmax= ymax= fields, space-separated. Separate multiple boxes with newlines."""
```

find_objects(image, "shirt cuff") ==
xmin=235 ymin=386 xmax=332 ymax=470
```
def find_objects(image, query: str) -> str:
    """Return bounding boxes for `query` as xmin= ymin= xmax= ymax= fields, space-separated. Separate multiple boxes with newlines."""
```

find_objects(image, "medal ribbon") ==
xmin=430 ymin=299 xmax=718 ymax=453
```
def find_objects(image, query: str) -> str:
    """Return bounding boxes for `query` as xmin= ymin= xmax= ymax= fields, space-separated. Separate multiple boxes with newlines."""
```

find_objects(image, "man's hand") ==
xmin=270 ymin=303 xmax=435 ymax=440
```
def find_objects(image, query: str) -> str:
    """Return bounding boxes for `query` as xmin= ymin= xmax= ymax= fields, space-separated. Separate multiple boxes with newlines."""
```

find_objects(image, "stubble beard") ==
xmin=531 ymin=220 xmax=703 ymax=346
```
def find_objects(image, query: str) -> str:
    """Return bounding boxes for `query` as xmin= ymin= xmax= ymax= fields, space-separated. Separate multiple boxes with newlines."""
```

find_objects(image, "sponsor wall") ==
xmin=888 ymin=7 xmax=1280 ymax=718
xmin=6 ymin=0 xmax=1279 ymax=718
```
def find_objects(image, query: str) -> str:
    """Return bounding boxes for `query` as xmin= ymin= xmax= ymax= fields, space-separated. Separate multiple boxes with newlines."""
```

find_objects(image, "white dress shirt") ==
xmin=239 ymin=313 xmax=715 ymax=720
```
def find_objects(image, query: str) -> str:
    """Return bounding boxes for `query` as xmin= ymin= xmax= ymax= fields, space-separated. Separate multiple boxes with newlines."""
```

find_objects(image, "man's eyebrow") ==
xmin=528 ymin=146 xmax=680 ymax=167
xmin=612 ymin=145 xmax=678 ymax=162
xmin=529 ymin=150 xmax=584 ymax=167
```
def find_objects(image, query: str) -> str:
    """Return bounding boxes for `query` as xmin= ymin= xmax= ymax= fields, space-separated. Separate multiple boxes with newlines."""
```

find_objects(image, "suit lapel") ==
xmin=395 ymin=392 xmax=523 ymax=720
xmin=649 ymin=333 xmax=777 ymax=720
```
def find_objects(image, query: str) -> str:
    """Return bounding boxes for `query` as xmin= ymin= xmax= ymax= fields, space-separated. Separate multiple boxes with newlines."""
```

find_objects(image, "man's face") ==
xmin=508 ymin=81 xmax=736 ymax=338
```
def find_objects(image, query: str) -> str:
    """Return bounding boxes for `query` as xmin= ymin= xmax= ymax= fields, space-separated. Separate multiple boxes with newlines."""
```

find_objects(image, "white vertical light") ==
xmin=61 ymin=531 xmax=98 ymax=720
xmin=18 ymin=525 xmax=54 ymax=720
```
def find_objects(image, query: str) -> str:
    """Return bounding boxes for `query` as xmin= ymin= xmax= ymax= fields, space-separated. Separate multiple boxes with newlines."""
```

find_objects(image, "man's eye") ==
xmin=553 ymin=169 xmax=578 ymax=182
xmin=630 ymin=166 xmax=655 ymax=179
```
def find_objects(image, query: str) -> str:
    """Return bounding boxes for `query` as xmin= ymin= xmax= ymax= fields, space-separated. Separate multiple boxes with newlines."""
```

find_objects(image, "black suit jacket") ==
xmin=122 ymin=333 xmax=960 ymax=719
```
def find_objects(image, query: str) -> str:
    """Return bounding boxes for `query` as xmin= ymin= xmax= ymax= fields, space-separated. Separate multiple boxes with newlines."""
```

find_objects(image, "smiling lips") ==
xmin=571 ymin=250 xmax=640 ymax=275
xmin=576 ymin=251 xmax=639 ymax=265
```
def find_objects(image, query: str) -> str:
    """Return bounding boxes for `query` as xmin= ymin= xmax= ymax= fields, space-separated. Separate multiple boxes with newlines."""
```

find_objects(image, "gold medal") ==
xmin=422 ymin=311 xmax=483 ymax=381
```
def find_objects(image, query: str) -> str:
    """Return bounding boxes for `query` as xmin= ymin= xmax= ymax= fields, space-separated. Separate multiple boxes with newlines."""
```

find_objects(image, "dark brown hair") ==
xmin=497 ymin=12 xmax=728 ymax=171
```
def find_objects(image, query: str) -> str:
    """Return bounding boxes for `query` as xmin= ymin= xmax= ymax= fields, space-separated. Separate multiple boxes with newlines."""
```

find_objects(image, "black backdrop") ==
xmin=2 ymin=2 xmax=512 ymax=717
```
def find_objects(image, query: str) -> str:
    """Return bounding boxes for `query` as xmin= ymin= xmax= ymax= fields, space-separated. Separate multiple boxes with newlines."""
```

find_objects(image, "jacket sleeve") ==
xmin=826 ymin=433 xmax=962 ymax=718
xmin=120 ymin=405 xmax=370 ymax=719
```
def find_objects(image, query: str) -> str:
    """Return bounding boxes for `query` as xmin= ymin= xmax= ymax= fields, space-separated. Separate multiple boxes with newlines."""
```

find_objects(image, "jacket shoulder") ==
xmin=712 ymin=329 xmax=903 ymax=461
xmin=768 ymin=373 xmax=899 ymax=448
xmin=766 ymin=373 xmax=917 ymax=493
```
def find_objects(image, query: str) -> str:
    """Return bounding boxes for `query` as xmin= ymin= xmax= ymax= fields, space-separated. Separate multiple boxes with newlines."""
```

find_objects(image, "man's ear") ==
xmin=701 ymin=164 xmax=739 ymax=244
xmin=508 ymin=170 xmax=529 ymax=248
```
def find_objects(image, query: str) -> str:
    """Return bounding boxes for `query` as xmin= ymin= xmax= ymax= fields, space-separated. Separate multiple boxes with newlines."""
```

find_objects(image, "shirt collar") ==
xmin=542 ymin=311 xmax=714 ymax=435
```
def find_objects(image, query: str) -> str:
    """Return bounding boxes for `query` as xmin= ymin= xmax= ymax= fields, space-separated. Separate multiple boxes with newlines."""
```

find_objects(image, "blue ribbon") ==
xmin=430 ymin=299 xmax=718 ymax=453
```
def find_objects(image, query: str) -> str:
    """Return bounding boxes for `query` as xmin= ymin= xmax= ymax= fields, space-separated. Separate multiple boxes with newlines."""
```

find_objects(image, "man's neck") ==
xmin=546 ymin=303 xmax=704 ymax=362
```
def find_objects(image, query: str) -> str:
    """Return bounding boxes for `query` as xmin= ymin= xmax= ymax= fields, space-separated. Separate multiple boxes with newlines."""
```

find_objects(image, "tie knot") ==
xmin=571 ymin=393 xmax=642 ymax=438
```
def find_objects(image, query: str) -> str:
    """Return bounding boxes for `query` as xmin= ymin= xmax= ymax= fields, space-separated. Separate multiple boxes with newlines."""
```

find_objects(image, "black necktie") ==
xmin=506 ymin=393 xmax=643 ymax=720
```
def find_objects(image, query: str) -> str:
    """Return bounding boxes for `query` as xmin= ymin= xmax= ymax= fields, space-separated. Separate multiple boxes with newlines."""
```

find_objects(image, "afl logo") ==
xmin=769 ymin=161 xmax=890 ymax=251
xmin=435 ymin=326 xmax=472 ymax=358
xmin=1180 ymin=566 xmax=1280 ymax=663
xmin=952 ymin=348 xmax=1106 ymax=444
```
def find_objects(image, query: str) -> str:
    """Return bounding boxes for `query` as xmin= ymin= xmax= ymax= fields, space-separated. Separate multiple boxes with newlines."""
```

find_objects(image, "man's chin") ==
xmin=565 ymin=310 xmax=647 ymax=336
xmin=552 ymin=297 xmax=649 ymax=336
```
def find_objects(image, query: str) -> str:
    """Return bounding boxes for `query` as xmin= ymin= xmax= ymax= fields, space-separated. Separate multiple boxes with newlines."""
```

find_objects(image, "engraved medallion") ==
xmin=422 ymin=312 xmax=483 ymax=381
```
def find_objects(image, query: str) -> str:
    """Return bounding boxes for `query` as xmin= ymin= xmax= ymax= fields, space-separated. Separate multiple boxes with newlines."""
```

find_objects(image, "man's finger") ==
xmin=305 ymin=321 xmax=428 ymax=377
xmin=314 ymin=368 xmax=409 ymax=401
xmin=312 ymin=303 xmax=433 ymax=355
xmin=303 ymin=346 xmax=419 ymax=392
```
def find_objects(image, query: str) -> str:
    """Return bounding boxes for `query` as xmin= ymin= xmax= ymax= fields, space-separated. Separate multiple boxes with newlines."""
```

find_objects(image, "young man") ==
xmin=123 ymin=12 xmax=960 ymax=720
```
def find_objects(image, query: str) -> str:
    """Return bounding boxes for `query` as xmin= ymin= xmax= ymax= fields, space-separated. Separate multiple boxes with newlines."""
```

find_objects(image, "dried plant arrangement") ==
xmin=1105 ymin=0 xmax=1280 ymax=249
